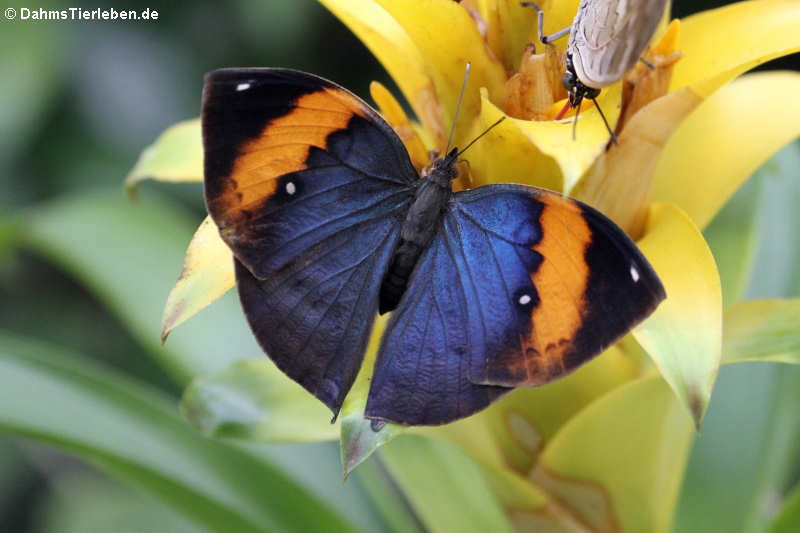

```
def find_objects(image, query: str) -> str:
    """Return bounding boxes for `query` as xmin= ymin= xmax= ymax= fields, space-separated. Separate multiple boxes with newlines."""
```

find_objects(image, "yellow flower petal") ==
xmin=317 ymin=0 xmax=440 ymax=137
xmin=479 ymin=345 xmax=639 ymax=473
xmin=533 ymin=376 xmax=693 ymax=533
xmin=124 ymin=119 xmax=202 ymax=196
xmin=463 ymin=89 xmax=563 ymax=191
xmin=573 ymin=85 xmax=702 ymax=237
xmin=369 ymin=81 xmax=430 ymax=170
xmin=671 ymin=0 xmax=800 ymax=97
xmin=468 ymin=87 xmax=622 ymax=192
xmin=616 ymin=19 xmax=682 ymax=134
xmin=477 ymin=0 xmax=579 ymax=71
xmin=633 ymin=203 xmax=722 ymax=427
xmin=373 ymin=0 xmax=508 ymax=148
xmin=653 ymin=71 xmax=800 ymax=229
xmin=161 ymin=216 xmax=234 ymax=342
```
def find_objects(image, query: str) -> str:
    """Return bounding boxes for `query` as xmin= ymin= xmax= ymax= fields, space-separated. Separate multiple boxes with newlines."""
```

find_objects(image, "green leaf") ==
xmin=180 ymin=359 xmax=339 ymax=442
xmin=14 ymin=188 xmax=258 ymax=382
xmin=675 ymin=364 xmax=800 ymax=533
xmin=34 ymin=471 xmax=202 ymax=533
xmin=722 ymin=299 xmax=800 ymax=365
xmin=347 ymin=459 xmax=424 ymax=533
xmin=768 ymin=483 xmax=800 ymax=533
xmin=339 ymin=314 xmax=405 ymax=476
xmin=161 ymin=216 xmax=234 ymax=341
xmin=124 ymin=119 xmax=203 ymax=196
xmin=633 ymin=203 xmax=722 ymax=427
xmin=746 ymin=140 xmax=800 ymax=299
xmin=703 ymin=175 xmax=763 ymax=308
xmin=0 ymin=332 xmax=359 ymax=533
xmin=0 ymin=16 xmax=61 ymax=168
xmin=535 ymin=376 xmax=693 ymax=533
xmin=380 ymin=435 xmax=514 ymax=533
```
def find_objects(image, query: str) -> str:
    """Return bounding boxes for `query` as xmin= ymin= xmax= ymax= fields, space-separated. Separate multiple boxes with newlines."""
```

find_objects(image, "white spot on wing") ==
xmin=285 ymin=181 xmax=296 ymax=195
xmin=630 ymin=265 xmax=640 ymax=283
xmin=236 ymin=82 xmax=251 ymax=92
xmin=518 ymin=294 xmax=532 ymax=305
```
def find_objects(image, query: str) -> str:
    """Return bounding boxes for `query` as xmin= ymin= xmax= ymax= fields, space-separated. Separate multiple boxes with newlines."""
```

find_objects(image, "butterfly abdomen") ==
xmin=379 ymin=154 xmax=457 ymax=314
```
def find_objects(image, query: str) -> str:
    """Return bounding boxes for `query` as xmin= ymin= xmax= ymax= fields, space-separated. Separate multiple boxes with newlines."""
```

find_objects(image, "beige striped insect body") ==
xmin=522 ymin=0 xmax=668 ymax=141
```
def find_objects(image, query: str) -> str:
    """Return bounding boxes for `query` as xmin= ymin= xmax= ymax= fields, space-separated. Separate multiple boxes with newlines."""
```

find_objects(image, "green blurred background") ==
xmin=1 ymin=1 xmax=799 ymax=532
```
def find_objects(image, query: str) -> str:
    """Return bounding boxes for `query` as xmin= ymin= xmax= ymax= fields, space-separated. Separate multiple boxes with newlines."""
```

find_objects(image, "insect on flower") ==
xmin=522 ymin=0 xmax=668 ymax=142
xmin=202 ymin=65 xmax=665 ymax=427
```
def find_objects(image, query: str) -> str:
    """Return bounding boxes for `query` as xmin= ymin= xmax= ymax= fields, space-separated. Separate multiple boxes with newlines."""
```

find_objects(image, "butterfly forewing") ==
xmin=570 ymin=0 xmax=668 ymax=88
xmin=203 ymin=68 xmax=417 ymax=414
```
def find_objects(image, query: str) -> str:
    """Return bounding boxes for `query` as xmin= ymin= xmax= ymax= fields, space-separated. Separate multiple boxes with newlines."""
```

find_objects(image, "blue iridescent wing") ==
xmin=365 ymin=228 xmax=511 ymax=426
xmin=366 ymin=184 xmax=664 ymax=425
xmin=203 ymin=68 xmax=416 ymax=415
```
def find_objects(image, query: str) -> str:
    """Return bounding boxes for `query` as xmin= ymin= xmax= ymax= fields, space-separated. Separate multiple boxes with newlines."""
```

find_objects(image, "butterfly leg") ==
xmin=520 ymin=2 xmax=570 ymax=44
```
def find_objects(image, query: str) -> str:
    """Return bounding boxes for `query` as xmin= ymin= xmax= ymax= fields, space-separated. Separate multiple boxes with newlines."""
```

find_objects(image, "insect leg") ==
xmin=520 ymin=2 xmax=570 ymax=44
xmin=639 ymin=57 xmax=655 ymax=70
xmin=591 ymin=97 xmax=618 ymax=145
xmin=572 ymin=98 xmax=581 ymax=140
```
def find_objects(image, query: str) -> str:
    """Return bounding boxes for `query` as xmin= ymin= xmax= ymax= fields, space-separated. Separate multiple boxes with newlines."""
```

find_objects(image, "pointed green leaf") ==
xmin=633 ymin=203 xmax=722 ymax=427
xmin=722 ymin=299 xmax=800 ymax=365
xmin=161 ymin=216 xmax=234 ymax=342
xmin=0 ymin=333 xmax=359 ymax=533
xmin=380 ymin=435 xmax=514 ymax=533
xmin=125 ymin=119 xmax=202 ymax=195
xmin=338 ymin=314 xmax=405 ymax=477
xmin=180 ymin=359 xmax=339 ymax=442
xmin=535 ymin=376 xmax=694 ymax=533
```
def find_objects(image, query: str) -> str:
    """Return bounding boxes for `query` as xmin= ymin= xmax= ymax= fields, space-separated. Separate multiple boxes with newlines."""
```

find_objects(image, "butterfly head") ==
xmin=563 ymin=53 xmax=601 ymax=108
xmin=423 ymin=147 xmax=460 ymax=187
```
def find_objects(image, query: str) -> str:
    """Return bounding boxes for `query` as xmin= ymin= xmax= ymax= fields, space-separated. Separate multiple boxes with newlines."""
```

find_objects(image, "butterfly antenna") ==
xmin=445 ymin=62 xmax=471 ymax=154
xmin=457 ymin=117 xmax=506 ymax=157
xmin=592 ymin=97 xmax=618 ymax=145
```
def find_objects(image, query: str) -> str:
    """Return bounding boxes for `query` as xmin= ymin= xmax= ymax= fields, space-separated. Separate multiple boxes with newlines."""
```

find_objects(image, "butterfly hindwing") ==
xmin=451 ymin=184 xmax=665 ymax=387
xmin=203 ymin=68 xmax=417 ymax=414
xmin=365 ymin=228 xmax=511 ymax=426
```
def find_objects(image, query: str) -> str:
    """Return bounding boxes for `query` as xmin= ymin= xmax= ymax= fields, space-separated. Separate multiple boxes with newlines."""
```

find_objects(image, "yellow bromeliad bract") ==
xmin=126 ymin=1 xmax=800 ymax=531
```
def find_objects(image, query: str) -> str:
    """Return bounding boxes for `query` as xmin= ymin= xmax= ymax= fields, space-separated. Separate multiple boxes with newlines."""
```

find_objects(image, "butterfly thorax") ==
xmin=378 ymin=148 xmax=458 ymax=314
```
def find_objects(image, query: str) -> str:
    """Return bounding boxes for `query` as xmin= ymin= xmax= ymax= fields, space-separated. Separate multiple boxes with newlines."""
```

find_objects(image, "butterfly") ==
xmin=202 ymin=68 xmax=665 ymax=426
xmin=522 ymin=0 xmax=668 ymax=140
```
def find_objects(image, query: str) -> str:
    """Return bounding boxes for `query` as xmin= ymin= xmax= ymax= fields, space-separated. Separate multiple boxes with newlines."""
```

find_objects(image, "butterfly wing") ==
xmin=571 ymin=0 xmax=668 ymax=87
xmin=203 ymin=68 xmax=417 ymax=415
xmin=365 ymin=228 xmax=511 ymax=426
xmin=452 ymin=184 xmax=665 ymax=387
xmin=366 ymin=184 xmax=664 ymax=425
